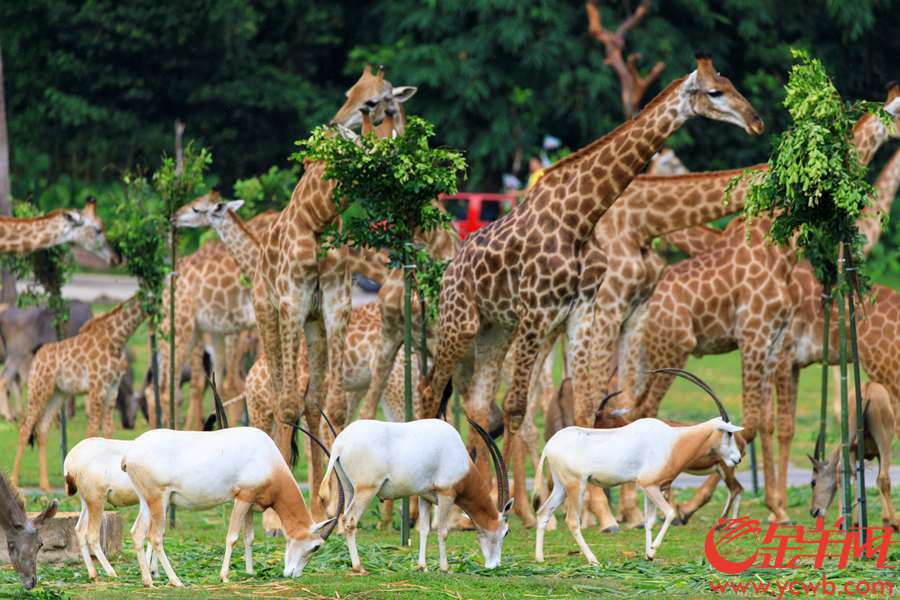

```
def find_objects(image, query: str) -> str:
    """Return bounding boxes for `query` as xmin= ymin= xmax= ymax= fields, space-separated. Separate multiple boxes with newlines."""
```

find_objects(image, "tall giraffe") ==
xmin=10 ymin=295 xmax=145 ymax=491
xmin=0 ymin=197 xmax=116 ymax=262
xmin=618 ymin=93 xmax=899 ymax=522
xmin=252 ymin=66 xmax=416 ymax=518
xmin=150 ymin=204 xmax=277 ymax=429
xmin=420 ymin=55 xmax=763 ymax=502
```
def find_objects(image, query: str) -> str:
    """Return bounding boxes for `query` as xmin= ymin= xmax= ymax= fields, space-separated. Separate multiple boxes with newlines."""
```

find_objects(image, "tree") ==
xmin=0 ymin=42 xmax=15 ymax=303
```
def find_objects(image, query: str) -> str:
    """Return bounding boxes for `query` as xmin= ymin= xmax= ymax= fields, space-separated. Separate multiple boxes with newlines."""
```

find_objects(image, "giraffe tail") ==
xmin=532 ymin=447 xmax=550 ymax=512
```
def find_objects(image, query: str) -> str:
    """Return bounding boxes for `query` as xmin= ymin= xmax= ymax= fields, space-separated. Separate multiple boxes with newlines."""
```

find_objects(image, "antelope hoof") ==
xmin=351 ymin=566 xmax=368 ymax=576
xmin=587 ymin=558 xmax=599 ymax=567
xmin=416 ymin=562 xmax=427 ymax=572
xmin=601 ymin=525 xmax=620 ymax=534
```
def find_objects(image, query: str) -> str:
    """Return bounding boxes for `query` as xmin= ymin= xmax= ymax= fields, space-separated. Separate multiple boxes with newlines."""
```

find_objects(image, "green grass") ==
xmin=2 ymin=297 xmax=899 ymax=598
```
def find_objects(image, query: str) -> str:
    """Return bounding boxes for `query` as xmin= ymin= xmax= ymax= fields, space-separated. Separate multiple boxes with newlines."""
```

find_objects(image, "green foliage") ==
xmin=295 ymin=117 xmax=464 ymax=313
xmin=233 ymin=164 xmax=299 ymax=215
xmin=743 ymin=50 xmax=887 ymax=290
xmin=153 ymin=143 xmax=213 ymax=217
xmin=106 ymin=174 xmax=168 ymax=319
xmin=0 ymin=202 xmax=73 ymax=332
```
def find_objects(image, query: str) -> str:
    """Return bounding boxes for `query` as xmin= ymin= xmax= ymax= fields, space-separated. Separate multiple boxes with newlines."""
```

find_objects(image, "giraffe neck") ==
xmin=861 ymin=149 xmax=900 ymax=255
xmin=283 ymin=161 xmax=340 ymax=234
xmin=609 ymin=166 xmax=766 ymax=240
xmin=103 ymin=297 xmax=146 ymax=352
xmin=852 ymin=114 xmax=889 ymax=166
xmin=534 ymin=76 xmax=691 ymax=239
xmin=0 ymin=213 xmax=70 ymax=253
xmin=215 ymin=211 xmax=261 ymax=277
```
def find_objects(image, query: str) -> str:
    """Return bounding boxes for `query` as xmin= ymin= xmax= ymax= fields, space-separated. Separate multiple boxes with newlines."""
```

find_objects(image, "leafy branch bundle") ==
xmin=295 ymin=116 xmax=466 ymax=312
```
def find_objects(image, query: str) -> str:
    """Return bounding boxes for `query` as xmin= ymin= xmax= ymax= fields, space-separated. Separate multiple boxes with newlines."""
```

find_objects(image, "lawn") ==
xmin=1 ymin=299 xmax=898 ymax=598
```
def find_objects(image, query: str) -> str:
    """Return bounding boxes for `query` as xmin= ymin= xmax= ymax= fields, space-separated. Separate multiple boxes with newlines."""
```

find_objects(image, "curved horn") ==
xmin=319 ymin=408 xmax=337 ymax=438
xmin=320 ymin=458 xmax=346 ymax=541
xmin=650 ymin=367 xmax=730 ymax=422
xmin=286 ymin=421 xmax=331 ymax=458
xmin=594 ymin=390 xmax=624 ymax=421
xmin=206 ymin=372 xmax=229 ymax=429
xmin=466 ymin=417 xmax=509 ymax=512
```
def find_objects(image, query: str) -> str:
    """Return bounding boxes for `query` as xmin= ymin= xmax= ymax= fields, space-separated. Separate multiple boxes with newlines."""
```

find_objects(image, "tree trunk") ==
xmin=0 ymin=43 xmax=17 ymax=303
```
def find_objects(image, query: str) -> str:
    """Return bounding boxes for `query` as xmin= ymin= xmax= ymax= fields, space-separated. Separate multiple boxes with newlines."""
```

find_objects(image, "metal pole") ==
xmin=836 ymin=268 xmax=852 ymax=531
xmin=401 ymin=264 xmax=414 ymax=547
xmin=749 ymin=440 xmax=759 ymax=496
xmin=817 ymin=285 xmax=833 ymax=458
xmin=150 ymin=332 xmax=162 ymax=427
xmin=844 ymin=254 xmax=867 ymax=540
xmin=168 ymin=119 xmax=183 ymax=529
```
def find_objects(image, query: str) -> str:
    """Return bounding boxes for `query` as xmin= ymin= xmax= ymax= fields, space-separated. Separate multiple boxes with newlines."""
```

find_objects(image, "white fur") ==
xmin=122 ymin=427 xmax=332 ymax=586
xmin=320 ymin=419 xmax=509 ymax=572
xmin=64 ymin=438 xmax=140 ymax=579
xmin=534 ymin=417 xmax=742 ymax=564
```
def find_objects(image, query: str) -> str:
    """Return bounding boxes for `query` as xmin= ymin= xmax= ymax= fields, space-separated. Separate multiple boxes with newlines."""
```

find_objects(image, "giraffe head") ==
xmin=63 ymin=197 xmax=119 ymax=265
xmin=330 ymin=65 xmax=417 ymax=133
xmin=680 ymin=53 xmax=764 ymax=136
xmin=173 ymin=191 xmax=244 ymax=229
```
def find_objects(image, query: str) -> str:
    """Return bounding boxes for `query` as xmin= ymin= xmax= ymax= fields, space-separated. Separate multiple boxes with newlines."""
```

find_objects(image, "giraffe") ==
xmin=0 ymin=197 xmax=116 ymax=262
xmin=149 ymin=206 xmax=277 ymax=429
xmin=10 ymin=295 xmax=145 ymax=491
xmin=252 ymin=66 xmax=416 ymax=518
xmin=766 ymin=145 xmax=900 ymax=522
xmin=419 ymin=56 xmax=763 ymax=525
xmin=618 ymin=92 xmax=899 ymax=523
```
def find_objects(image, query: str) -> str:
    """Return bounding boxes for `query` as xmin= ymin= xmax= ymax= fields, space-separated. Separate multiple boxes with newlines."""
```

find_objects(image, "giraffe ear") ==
xmin=217 ymin=200 xmax=244 ymax=213
xmin=63 ymin=210 xmax=83 ymax=224
xmin=391 ymin=86 xmax=417 ymax=103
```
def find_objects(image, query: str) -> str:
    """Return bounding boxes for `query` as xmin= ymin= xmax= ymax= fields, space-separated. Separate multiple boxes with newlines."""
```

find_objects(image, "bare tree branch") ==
xmin=585 ymin=0 xmax=664 ymax=118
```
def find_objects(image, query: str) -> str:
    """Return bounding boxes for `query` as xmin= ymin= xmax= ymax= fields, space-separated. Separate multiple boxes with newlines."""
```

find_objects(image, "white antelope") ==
xmin=534 ymin=368 xmax=743 ymax=563
xmin=121 ymin=427 xmax=344 ymax=586
xmin=63 ymin=438 xmax=140 ymax=579
xmin=308 ymin=417 xmax=511 ymax=573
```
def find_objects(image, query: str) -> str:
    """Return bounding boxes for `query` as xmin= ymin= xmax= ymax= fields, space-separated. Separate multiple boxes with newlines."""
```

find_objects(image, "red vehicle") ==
xmin=440 ymin=192 xmax=519 ymax=239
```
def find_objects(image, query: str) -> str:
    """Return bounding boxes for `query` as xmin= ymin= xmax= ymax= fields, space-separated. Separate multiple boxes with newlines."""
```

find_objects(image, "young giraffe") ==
xmin=420 ymin=55 xmax=763 ymax=503
xmin=149 ymin=206 xmax=278 ymax=429
xmin=252 ymin=66 xmax=416 ymax=518
xmin=618 ymin=94 xmax=899 ymax=523
xmin=0 ymin=197 xmax=117 ymax=263
xmin=10 ymin=295 xmax=145 ymax=491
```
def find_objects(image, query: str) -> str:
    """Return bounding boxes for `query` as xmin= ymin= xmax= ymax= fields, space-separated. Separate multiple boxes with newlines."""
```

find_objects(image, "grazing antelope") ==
xmin=0 ymin=472 xmax=57 ymax=590
xmin=63 ymin=438 xmax=140 ymax=579
xmin=809 ymin=381 xmax=897 ymax=531
xmin=592 ymin=389 xmax=746 ymax=525
xmin=121 ymin=427 xmax=345 ymax=586
xmin=315 ymin=418 xmax=512 ymax=573
xmin=534 ymin=369 xmax=743 ymax=563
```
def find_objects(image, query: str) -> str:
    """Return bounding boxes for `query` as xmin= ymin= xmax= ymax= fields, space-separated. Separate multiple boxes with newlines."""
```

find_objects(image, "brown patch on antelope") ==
xmin=452 ymin=464 xmax=502 ymax=532
xmin=638 ymin=425 xmax=719 ymax=488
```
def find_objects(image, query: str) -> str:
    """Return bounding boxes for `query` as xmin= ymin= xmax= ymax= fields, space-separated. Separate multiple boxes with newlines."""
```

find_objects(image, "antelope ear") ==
xmin=309 ymin=517 xmax=337 ymax=537
xmin=33 ymin=500 xmax=58 ymax=526
xmin=502 ymin=498 xmax=514 ymax=515
xmin=717 ymin=421 xmax=743 ymax=434
xmin=391 ymin=86 xmax=417 ymax=103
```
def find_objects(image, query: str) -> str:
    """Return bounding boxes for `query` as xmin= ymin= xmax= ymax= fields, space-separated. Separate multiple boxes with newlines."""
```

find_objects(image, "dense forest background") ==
xmin=1 ymin=0 xmax=899 ymax=269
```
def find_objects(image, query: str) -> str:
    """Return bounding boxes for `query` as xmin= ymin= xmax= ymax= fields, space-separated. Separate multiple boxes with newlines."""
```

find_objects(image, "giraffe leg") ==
xmin=359 ymin=312 xmax=403 ymax=424
xmin=300 ymin=319 xmax=326 ymax=520
xmin=420 ymin=285 xmax=479 ymax=420
xmin=675 ymin=472 xmax=721 ymax=524
xmin=187 ymin=343 xmax=207 ymax=428
xmin=85 ymin=385 xmax=107 ymax=439
xmin=102 ymin=383 xmax=119 ymax=438
xmin=273 ymin=285 xmax=311 ymax=463
xmin=774 ymin=360 xmax=799 ymax=522
xmin=739 ymin=340 xmax=786 ymax=523
xmin=11 ymin=377 xmax=55 ymax=487
xmin=35 ymin=393 xmax=64 ymax=492
xmin=465 ymin=327 xmax=513 ymax=486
